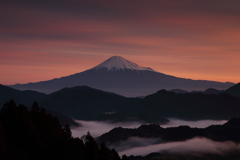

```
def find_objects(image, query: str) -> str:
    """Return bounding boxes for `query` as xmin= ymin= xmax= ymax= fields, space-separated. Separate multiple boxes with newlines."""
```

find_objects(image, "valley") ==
xmin=1 ymin=81 xmax=240 ymax=159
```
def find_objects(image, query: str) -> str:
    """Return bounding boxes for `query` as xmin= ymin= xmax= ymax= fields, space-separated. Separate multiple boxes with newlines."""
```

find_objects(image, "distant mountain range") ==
xmin=10 ymin=56 xmax=234 ymax=97
xmin=169 ymin=83 xmax=240 ymax=96
xmin=2 ymin=83 xmax=240 ymax=121
xmin=0 ymin=84 xmax=46 ymax=106
xmin=168 ymin=88 xmax=223 ymax=94
xmin=91 ymin=113 xmax=169 ymax=124
xmin=39 ymin=83 xmax=240 ymax=120
xmin=0 ymin=85 xmax=78 ymax=126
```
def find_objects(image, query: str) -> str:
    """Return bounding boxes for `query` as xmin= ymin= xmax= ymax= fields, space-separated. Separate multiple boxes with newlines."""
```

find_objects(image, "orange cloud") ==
xmin=0 ymin=0 xmax=240 ymax=85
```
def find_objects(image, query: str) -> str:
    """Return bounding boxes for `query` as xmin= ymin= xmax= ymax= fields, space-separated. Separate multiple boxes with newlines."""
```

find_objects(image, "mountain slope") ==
xmin=0 ymin=100 xmax=116 ymax=160
xmin=10 ymin=56 xmax=234 ymax=97
xmin=4 ymin=83 xmax=240 ymax=121
xmin=38 ymin=86 xmax=142 ymax=120
xmin=0 ymin=84 xmax=47 ymax=106
xmin=143 ymin=90 xmax=240 ymax=120
xmin=0 ymin=85 xmax=79 ymax=126
xmin=38 ymin=86 xmax=240 ymax=120
xmin=225 ymin=83 xmax=240 ymax=97
xmin=93 ymin=55 xmax=154 ymax=71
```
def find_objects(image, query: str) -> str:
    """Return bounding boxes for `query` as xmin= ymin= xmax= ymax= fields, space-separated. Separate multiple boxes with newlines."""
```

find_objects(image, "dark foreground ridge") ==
xmin=98 ymin=120 xmax=240 ymax=159
xmin=128 ymin=152 xmax=240 ymax=160
xmin=97 ymin=119 xmax=240 ymax=145
xmin=2 ymin=100 xmax=240 ymax=160
xmin=0 ymin=100 xmax=127 ymax=160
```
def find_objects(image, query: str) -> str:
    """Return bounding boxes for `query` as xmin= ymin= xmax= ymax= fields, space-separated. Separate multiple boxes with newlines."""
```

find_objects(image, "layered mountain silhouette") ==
xmin=98 ymin=120 xmax=240 ymax=160
xmin=0 ymin=84 xmax=46 ymax=106
xmin=38 ymin=86 xmax=142 ymax=120
xmin=97 ymin=118 xmax=240 ymax=149
xmin=169 ymin=88 xmax=222 ymax=94
xmin=0 ymin=86 xmax=240 ymax=122
xmin=0 ymin=85 xmax=78 ymax=126
xmin=225 ymin=83 xmax=240 ymax=97
xmin=1 ymin=84 xmax=240 ymax=120
xmin=38 ymin=86 xmax=240 ymax=120
xmin=10 ymin=56 xmax=234 ymax=97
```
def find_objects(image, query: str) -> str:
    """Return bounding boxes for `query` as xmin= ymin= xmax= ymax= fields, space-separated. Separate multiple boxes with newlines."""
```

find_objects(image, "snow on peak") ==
xmin=93 ymin=56 xmax=155 ymax=71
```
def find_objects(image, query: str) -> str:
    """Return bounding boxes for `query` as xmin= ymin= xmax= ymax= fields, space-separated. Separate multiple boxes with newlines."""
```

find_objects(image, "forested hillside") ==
xmin=0 ymin=100 xmax=127 ymax=160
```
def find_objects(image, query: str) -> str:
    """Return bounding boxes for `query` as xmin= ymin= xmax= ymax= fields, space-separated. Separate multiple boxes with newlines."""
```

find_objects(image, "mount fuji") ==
xmin=10 ymin=56 xmax=234 ymax=97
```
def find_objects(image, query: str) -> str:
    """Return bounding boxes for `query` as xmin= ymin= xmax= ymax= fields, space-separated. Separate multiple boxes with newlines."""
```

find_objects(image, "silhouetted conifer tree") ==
xmin=111 ymin=149 xmax=121 ymax=160
xmin=31 ymin=101 xmax=40 ymax=112
xmin=99 ymin=142 xmax=113 ymax=160
xmin=0 ymin=100 xmax=125 ymax=160
xmin=85 ymin=131 xmax=100 ymax=160
xmin=63 ymin=124 xmax=72 ymax=139
xmin=0 ymin=120 xmax=10 ymax=160
xmin=122 ymin=155 xmax=129 ymax=160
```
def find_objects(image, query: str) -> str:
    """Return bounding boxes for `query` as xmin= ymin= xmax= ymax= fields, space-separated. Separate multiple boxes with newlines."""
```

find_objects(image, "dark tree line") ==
xmin=0 ymin=100 xmax=128 ymax=160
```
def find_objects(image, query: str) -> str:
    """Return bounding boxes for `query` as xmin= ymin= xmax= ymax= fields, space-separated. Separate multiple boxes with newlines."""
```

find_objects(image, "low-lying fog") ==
xmin=71 ymin=119 xmax=227 ymax=138
xmin=161 ymin=118 xmax=227 ymax=128
xmin=118 ymin=137 xmax=240 ymax=156
xmin=71 ymin=120 xmax=143 ymax=138
xmin=71 ymin=119 xmax=230 ymax=156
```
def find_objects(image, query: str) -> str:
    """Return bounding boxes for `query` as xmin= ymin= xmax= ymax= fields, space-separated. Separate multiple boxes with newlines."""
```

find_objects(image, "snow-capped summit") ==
xmin=93 ymin=56 xmax=155 ymax=71
xmin=10 ymin=55 xmax=234 ymax=97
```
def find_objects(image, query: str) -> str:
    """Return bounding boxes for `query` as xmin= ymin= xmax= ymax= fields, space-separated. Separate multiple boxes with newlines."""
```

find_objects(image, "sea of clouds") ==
xmin=71 ymin=119 xmax=227 ymax=138
xmin=118 ymin=137 xmax=240 ymax=156
xmin=71 ymin=118 xmax=232 ymax=156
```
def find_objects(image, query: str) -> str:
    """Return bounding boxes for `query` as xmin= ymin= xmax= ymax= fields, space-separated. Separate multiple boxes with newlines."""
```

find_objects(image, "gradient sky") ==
xmin=1 ymin=0 xmax=240 ymax=85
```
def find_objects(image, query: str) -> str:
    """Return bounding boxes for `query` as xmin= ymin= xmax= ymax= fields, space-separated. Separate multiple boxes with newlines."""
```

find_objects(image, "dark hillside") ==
xmin=0 ymin=100 xmax=124 ymax=160
xmin=143 ymin=90 xmax=240 ymax=120
xmin=97 ymin=117 xmax=240 ymax=145
xmin=39 ymin=87 xmax=240 ymax=120
xmin=225 ymin=83 xmax=240 ymax=97
xmin=39 ymin=86 xmax=143 ymax=120
xmin=0 ymin=84 xmax=46 ymax=106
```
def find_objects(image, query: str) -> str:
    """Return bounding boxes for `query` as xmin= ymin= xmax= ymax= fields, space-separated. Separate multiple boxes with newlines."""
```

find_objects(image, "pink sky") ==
xmin=1 ymin=0 xmax=240 ymax=85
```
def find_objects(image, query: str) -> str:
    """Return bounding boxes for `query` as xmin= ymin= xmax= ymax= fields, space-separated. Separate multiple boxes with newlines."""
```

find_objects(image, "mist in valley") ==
xmin=71 ymin=118 xmax=229 ymax=156
xmin=118 ymin=137 xmax=240 ymax=156
xmin=71 ymin=118 xmax=227 ymax=138
xmin=71 ymin=120 xmax=144 ymax=138
xmin=161 ymin=118 xmax=227 ymax=128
